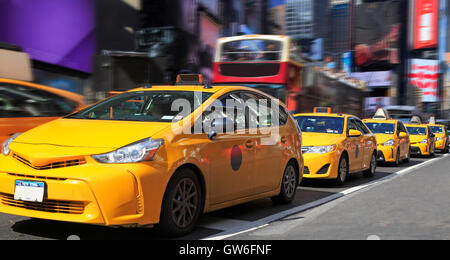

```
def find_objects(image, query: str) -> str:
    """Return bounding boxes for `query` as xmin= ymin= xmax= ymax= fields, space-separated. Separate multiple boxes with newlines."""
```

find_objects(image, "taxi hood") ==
xmin=374 ymin=134 xmax=396 ymax=144
xmin=12 ymin=119 xmax=171 ymax=150
xmin=410 ymin=134 xmax=428 ymax=143
xmin=301 ymin=132 xmax=346 ymax=146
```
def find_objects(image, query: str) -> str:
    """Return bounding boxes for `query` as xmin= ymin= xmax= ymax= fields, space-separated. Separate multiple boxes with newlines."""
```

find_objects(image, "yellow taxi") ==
xmin=0 ymin=78 xmax=303 ymax=237
xmin=428 ymin=118 xmax=449 ymax=154
xmin=363 ymin=109 xmax=411 ymax=166
xmin=405 ymin=121 xmax=436 ymax=157
xmin=294 ymin=109 xmax=377 ymax=185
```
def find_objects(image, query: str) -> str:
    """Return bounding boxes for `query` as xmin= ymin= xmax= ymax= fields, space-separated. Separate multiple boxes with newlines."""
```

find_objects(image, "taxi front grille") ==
xmin=0 ymin=193 xmax=85 ymax=215
xmin=13 ymin=154 xmax=86 ymax=170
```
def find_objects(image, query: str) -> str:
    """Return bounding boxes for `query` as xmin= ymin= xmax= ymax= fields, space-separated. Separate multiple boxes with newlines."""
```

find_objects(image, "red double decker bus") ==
xmin=213 ymin=35 xmax=302 ymax=111
xmin=213 ymin=34 xmax=366 ymax=116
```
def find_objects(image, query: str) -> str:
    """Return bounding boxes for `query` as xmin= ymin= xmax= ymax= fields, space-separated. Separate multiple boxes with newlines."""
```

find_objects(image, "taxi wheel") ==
xmin=363 ymin=153 xmax=376 ymax=178
xmin=430 ymin=144 xmax=436 ymax=157
xmin=159 ymin=168 xmax=203 ymax=237
xmin=403 ymin=148 xmax=411 ymax=163
xmin=394 ymin=149 xmax=401 ymax=166
xmin=335 ymin=155 xmax=349 ymax=186
xmin=271 ymin=162 xmax=298 ymax=205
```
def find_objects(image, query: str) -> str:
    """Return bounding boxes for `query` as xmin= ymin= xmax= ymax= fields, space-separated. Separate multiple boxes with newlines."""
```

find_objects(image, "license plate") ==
xmin=14 ymin=180 xmax=45 ymax=203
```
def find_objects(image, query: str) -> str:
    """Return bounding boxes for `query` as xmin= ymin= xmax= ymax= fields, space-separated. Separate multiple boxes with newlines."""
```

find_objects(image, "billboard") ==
xmin=351 ymin=71 xmax=392 ymax=88
xmin=364 ymin=97 xmax=391 ymax=116
xmin=413 ymin=0 xmax=439 ymax=50
xmin=353 ymin=0 xmax=401 ymax=70
xmin=0 ymin=0 xmax=95 ymax=73
xmin=409 ymin=59 xmax=439 ymax=103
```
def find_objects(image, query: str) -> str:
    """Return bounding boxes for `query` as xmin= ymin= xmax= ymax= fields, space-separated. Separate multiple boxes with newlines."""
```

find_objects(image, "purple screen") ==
xmin=0 ymin=0 xmax=95 ymax=73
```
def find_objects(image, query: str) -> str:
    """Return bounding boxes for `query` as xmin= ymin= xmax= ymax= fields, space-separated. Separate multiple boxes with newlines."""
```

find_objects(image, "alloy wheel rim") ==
xmin=371 ymin=155 xmax=376 ymax=173
xmin=283 ymin=166 xmax=297 ymax=198
xmin=171 ymin=178 xmax=199 ymax=229
xmin=396 ymin=150 xmax=400 ymax=164
xmin=340 ymin=159 xmax=347 ymax=182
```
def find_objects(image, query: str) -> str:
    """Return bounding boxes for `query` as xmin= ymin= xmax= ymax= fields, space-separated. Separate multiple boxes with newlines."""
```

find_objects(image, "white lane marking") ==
xmin=202 ymin=154 xmax=449 ymax=240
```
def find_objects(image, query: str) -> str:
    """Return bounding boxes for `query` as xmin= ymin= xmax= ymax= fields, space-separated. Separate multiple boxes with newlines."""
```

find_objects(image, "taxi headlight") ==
xmin=383 ymin=139 xmax=395 ymax=146
xmin=420 ymin=139 xmax=428 ymax=144
xmin=92 ymin=138 xmax=164 ymax=164
xmin=436 ymin=137 xmax=443 ymax=141
xmin=1 ymin=133 xmax=22 ymax=156
xmin=303 ymin=145 xmax=337 ymax=154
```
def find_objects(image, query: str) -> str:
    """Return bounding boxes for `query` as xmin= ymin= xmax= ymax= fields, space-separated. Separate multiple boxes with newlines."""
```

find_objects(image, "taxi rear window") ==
xmin=295 ymin=116 xmax=344 ymax=134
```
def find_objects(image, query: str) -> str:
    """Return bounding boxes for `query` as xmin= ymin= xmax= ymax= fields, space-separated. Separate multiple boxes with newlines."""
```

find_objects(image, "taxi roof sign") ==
xmin=410 ymin=116 xmax=422 ymax=124
xmin=314 ymin=107 xmax=332 ymax=113
xmin=373 ymin=108 xmax=391 ymax=120
xmin=429 ymin=116 xmax=436 ymax=125
xmin=176 ymin=74 xmax=204 ymax=86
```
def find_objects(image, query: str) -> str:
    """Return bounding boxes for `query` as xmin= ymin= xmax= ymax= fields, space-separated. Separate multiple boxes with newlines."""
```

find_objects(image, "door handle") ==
xmin=245 ymin=140 xmax=254 ymax=149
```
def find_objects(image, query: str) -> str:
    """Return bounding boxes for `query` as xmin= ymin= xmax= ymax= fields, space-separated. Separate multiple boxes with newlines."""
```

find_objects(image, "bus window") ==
xmin=220 ymin=39 xmax=282 ymax=62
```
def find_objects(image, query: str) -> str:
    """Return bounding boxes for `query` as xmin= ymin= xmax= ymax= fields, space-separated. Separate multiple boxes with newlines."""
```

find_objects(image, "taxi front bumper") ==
xmin=376 ymin=146 xmax=396 ymax=163
xmin=0 ymin=155 xmax=168 ymax=227
xmin=410 ymin=143 xmax=429 ymax=156
xmin=302 ymin=150 xmax=340 ymax=179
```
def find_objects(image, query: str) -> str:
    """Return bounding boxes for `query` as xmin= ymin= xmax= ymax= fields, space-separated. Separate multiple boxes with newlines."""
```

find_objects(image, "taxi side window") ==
xmin=243 ymin=91 xmax=289 ymax=128
xmin=354 ymin=119 xmax=370 ymax=134
xmin=347 ymin=119 xmax=358 ymax=135
xmin=201 ymin=92 xmax=246 ymax=133
xmin=242 ymin=92 xmax=271 ymax=129
xmin=397 ymin=122 xmax=408 ymax=135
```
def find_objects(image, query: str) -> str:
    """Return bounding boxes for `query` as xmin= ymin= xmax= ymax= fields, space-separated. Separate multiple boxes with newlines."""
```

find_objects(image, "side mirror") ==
xmin=208 ymin=131 xmax=218 ymax=140
xmin=348 ymin=129 xmax=362 ymax=137
xmin=399 ymin=132 xmax=408 ymax=138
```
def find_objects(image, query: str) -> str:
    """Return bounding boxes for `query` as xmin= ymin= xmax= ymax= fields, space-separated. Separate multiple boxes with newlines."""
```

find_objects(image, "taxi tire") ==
xmin=363 ymin=152 xmax=376 ymax=178
xmin=403 ymin=148 xmax=411 ymax=163
xmin=334 ymin=155 xmax=349 ymax=186
xmin=429 ymin=144 xmax=436 ymax=158
xmin=159 ymin=168 xmax=203 ymax=237
xmin=394 ymin=149 xmax=401 ymax=166
xmin=271 ymin=162 xmax=298 ymax=205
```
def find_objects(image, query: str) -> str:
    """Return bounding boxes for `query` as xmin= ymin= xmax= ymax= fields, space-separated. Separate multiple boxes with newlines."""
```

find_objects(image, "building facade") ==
xmin=285 ymin=0 xmax=329 ymax=40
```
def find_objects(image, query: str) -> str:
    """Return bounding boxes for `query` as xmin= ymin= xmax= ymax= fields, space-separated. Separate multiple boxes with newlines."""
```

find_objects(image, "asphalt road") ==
xmin=231 ymin=154 xmax=450 ymax=240
xmin=0 ymin=155 xmax=446 ymax=240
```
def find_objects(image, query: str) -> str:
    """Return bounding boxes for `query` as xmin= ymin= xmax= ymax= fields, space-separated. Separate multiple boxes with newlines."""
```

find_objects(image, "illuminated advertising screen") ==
xmin=0 ymin=0 xmax=95 ymax=73
xmin=353 ymin=0 xmax=401 ymax=70
xmin=413 ymin=0 xmax=439 ymax=49
xmin=409 ymin=59 xmax=439 ymax=103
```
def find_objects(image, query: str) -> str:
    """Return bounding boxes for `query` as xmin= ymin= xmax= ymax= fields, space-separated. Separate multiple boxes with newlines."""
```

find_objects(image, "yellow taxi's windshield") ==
xmin=407 ymin=126 xmax=427 ymax=135
xmin=67 ymin=91 xmax=213 ymax=122
xmin=295 ymin=116 xmax=345 ymax=134
xmin=365 ymin=123 xmax=395 ymax=134
xmin=430 ymin=126 xmax=444 ymax=134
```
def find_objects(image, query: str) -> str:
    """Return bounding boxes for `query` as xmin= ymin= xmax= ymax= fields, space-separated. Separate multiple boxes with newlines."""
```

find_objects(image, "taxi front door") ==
xmin=347 ymin=118 xmax=364 ymax=172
